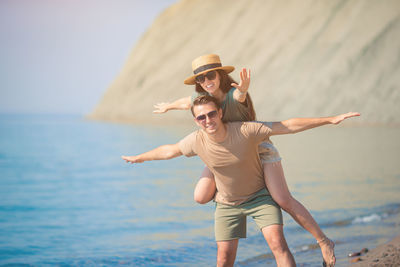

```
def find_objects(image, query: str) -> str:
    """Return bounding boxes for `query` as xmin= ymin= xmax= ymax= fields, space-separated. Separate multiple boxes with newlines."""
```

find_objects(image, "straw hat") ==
xmin=184 ymin=54 xmax=235 ymax=85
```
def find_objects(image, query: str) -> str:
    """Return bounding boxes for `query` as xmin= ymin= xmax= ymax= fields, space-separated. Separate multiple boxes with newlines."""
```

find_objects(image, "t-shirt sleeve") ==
xmin=243 ymin=122 xmax=272 ymax=143
xmin=229 ymin=87 xmax=250 ymax=107
xmin=261 ymin=121 xmax=273 ymax=128
xmin=227 ymin=87 xmax=246 ymax=107
xmin=178 ymin=131 xmax=198 ymax=157
xmin=227 ymin=87 xmax=235 ymax=100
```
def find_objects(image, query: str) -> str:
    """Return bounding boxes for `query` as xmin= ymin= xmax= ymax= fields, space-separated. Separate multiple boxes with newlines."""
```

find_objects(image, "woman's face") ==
xmin=198 ymin=70 xmax=221 ymax=95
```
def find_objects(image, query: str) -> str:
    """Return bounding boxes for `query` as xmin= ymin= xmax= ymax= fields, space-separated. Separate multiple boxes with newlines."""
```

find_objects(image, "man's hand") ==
xmin=231 ymin=68 xmax=251 ymax=94
xmin=121 ymin=155 xmax=143 ymax=164
xmin=121 ymin=144 xmax=183 ymax=164
xmin=330 ymin=112 xmax=360 ymax=124
xmin=271 ymin=112 xmax=361 ymax=135
xmin=153 ymin=102 xmax=170 ymax=114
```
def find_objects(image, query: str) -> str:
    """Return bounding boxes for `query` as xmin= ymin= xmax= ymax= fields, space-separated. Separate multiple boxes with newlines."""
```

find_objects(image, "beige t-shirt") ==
xmin=179 ymin=121 xmax=272 ymax=205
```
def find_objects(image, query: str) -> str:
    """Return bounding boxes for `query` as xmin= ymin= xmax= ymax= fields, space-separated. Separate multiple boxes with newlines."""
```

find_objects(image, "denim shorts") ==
xmin=257 ymin=121 xmax=282 ymax=163
xmin=259 ymin=142 xmax=282 ymax=163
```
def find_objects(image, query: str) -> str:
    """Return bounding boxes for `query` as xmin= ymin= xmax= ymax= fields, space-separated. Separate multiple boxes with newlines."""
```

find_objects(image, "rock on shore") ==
xmin=350 ymin=235 xmax=400 ymax=267
xmin=89 ymin=0 xmax=400 ymax=125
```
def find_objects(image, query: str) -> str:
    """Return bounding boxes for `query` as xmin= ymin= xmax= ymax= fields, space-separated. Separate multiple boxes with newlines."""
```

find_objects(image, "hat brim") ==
xmin=184 ymin=66 xmax=235 ymax=85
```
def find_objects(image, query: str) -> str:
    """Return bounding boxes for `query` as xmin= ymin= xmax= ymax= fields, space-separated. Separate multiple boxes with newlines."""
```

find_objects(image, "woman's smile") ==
xmin=204 ymin=82 xmax=216 ymax=92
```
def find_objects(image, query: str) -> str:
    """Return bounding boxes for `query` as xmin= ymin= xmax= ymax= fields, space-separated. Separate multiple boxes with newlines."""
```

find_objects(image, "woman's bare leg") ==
xmin=193 ymin=166 xmax=216 ymax=204
xmin=263 ymin=161 xmax=336 ymax=266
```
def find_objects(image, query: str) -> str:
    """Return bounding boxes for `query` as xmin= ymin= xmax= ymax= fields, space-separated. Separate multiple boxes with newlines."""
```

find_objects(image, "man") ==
xmin=122 ymin=95 xmax=359 ymax=267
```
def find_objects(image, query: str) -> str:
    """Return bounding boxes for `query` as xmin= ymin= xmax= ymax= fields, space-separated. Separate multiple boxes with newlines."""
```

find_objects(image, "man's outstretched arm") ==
xmin=269 ymin=112 xmax=360 ymax=136
xmin=122 ymin=143 xmax=183 ymax=164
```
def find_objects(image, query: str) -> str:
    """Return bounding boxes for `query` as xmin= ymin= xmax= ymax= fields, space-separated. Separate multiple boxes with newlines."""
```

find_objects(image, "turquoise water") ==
xmin=1 ymin=114 xmax=399 ymax=266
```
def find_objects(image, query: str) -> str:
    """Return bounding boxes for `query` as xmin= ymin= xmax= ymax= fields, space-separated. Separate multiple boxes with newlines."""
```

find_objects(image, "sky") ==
xmin=0 ymin=0 xmax=176 ymax=115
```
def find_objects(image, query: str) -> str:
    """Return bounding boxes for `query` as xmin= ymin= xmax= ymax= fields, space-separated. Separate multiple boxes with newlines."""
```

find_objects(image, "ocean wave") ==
xmin=328 ymin=203 xmax=400 ymax=227
xmin=352 ymin=213 xmax=388 ymax=224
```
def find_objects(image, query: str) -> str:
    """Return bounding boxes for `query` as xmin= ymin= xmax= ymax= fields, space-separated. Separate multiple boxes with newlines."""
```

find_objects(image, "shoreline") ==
xmin=349 ymin=235 xmax=400 ymax=266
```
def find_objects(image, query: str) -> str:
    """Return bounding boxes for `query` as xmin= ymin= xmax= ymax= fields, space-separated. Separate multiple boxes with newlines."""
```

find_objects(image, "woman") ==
xmin=154 ymin=54 xmax=338 ymax=266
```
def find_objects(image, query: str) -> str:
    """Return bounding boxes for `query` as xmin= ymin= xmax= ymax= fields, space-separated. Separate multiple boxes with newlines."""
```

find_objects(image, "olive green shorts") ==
xmin=214 ymin=189 xmax=282 ymax=241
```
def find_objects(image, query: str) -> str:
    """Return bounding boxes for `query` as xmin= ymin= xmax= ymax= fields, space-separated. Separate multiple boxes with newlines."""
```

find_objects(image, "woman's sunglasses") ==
xmin=195 ymin=70 xmax=217 ymax=84
xmin=195 ymin=110 xmax=218 ymax=122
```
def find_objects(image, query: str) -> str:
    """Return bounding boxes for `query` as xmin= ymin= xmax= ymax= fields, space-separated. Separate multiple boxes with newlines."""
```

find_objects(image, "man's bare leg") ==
xmin=216 ymin=239 xmax=238 ymax=267
xmin=261 ymin=224 xmax=296 ymax=267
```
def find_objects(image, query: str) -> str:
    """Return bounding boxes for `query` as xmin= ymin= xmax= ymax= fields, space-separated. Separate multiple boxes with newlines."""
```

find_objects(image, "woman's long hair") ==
xmin=195 ymin=69 xmax=256 ymax=121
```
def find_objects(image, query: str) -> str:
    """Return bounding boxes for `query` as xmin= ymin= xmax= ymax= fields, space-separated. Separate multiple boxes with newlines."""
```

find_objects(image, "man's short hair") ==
xmin=191 ymin=95 xmax=221 ymax=117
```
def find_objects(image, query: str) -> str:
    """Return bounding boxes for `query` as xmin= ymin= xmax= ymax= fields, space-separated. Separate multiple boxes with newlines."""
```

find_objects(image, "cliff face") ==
xmin=90 ymin=0 xmax=400 ymax=125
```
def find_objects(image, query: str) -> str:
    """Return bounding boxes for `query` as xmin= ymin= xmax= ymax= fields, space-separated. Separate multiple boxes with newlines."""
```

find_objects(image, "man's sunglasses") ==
xmin=195 ymin=70 xmax=217 ymax=84
xmin=195 ymin=110 xmax=218 ymax=122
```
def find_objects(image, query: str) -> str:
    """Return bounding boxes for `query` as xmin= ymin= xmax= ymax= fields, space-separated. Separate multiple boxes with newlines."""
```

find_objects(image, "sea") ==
xmin=0 ymin=113 xmax=399 ymax=266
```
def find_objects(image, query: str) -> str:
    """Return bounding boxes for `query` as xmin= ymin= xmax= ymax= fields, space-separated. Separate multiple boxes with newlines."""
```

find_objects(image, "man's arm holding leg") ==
xmin=122 ymin=143 xmax=183 ymax=164
xmin=269 ymin=112 xmax=360 ymax=136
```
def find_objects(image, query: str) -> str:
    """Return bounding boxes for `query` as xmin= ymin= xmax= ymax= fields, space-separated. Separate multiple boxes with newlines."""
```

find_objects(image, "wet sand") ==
xmin=349 ymin=235 xmax=400 ymax=266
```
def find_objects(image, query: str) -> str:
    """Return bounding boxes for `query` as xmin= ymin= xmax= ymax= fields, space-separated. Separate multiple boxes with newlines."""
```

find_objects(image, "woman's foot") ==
xmin=318 ymin=237 xmax=335 ymax=267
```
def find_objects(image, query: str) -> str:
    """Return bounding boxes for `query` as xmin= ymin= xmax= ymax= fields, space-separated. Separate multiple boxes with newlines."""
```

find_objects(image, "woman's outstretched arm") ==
xmin=153 ymin=96 xmax=192 ymax=113
xmin=269 ymin=112 xmax=361 ymax=136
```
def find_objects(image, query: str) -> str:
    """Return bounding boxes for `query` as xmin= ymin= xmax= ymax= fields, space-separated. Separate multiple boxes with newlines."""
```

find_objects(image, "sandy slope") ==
xmin=89 ymin=0 xmax=400 ymax=125
xmin=350 ymin=235 xmax=400 ymax=267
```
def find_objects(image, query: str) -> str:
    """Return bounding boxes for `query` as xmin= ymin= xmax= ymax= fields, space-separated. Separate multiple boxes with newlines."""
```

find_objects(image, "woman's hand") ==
xmin=330 ymin=112 xmax=361 ymax=124
xmin=231 ymin=68 xmax=251 ymax=94
xmin=153 ymin=102 xmax=170 ymax=113
xmin=153 ymin=97 xmax=192 ymax=113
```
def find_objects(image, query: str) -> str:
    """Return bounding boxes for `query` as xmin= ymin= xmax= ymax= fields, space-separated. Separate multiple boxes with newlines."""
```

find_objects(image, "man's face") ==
xmin=193 ymin=103 xmax=223 ymax=135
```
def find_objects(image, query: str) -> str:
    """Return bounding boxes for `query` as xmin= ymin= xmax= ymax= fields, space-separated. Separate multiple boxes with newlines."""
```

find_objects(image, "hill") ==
xmin=89 ymin=0 xmax=400 ymax=125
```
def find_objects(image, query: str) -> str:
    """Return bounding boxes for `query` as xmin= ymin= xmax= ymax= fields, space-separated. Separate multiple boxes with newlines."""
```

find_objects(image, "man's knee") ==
xmin=217 ymin=240 xmax=238 ymax=267
xmin=267 ymin=234 xmax=289 ymax=254
xmin=262 ymin=225 xmax=289 ymax=254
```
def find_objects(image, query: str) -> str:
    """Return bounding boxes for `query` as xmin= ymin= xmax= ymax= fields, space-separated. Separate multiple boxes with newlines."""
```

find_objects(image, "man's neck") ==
xmin=207 ymin=123 xmax=228 ymax=143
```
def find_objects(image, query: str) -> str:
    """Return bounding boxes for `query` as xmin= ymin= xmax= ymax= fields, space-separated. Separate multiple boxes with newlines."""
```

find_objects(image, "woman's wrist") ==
xmin=164 ymin=103 xmax=173 ymax=111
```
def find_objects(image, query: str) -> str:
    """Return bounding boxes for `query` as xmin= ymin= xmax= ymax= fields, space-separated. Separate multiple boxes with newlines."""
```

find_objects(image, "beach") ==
xmin=2 ymin=0 xmax=400 ymax=265
xmin=350 ymin=235 xmax=400 ymax=266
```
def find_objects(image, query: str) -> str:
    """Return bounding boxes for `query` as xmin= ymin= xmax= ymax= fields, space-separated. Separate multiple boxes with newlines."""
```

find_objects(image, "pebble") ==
xmin=348 ymin=252 xmax=361 ymax=257
xmin=350 ymin=257 xmax=362 ymax=263
xmin=348 ymin=248 xmax=369 ymax=257
xmin=361 ymin=248 xmax=369 ymax=254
